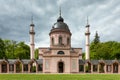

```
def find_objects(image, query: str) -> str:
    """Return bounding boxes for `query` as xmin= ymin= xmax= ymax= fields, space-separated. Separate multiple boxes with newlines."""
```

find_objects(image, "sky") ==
xmin=0 ymin=0 xmax=120 ymax=51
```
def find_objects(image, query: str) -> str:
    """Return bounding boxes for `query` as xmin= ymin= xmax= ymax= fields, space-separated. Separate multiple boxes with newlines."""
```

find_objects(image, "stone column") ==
xmin=14 ymin=64 xmax=16 ymax=73
xmin=91 ymin=64 xmax=93 ymax=73
xmin=111 ymin=65 xmax=113 ymax=73
xmin=97 ymin=65 xmax=99 ymax=73
xmin=118 ymin=64 xmax=120 ymax=73
xmin=0 ymin=64 xmax=1 ymax=73
xmin=36 ymin=64 xmax=38 ymax=73
xmin=84 ymin=65 xmax=86 ymax=73
xmin=28 ymin=64 xmax=30 ymax=73
xmin=7 ymin=64 xmax=9 ymax=73
xmin=22 ymin=64 xmax=24 ymax=73
xmin=98 ymin=64 xmax=100 ymax=73
xmin=104 ymin=65 xmax=106 ymax=73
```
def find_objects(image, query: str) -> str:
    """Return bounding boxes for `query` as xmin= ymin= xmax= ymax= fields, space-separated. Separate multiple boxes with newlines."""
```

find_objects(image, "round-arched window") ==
xmin=59 ymin=36 xmax=62 ymax=45
xmin=52 ymin=38 xmax=54 ymax=45
xmin=57 ymin=51 xmax=64 ymax=54
xmin=67 ymin=38 xmax=70 ymax=45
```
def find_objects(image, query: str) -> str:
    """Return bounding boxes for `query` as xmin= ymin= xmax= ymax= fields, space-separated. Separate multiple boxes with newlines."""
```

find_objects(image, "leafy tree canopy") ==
xmin=90 ymin=32 xmax=120 ymax=60
xmin=0 ymin=38 xmax=30 ymax=59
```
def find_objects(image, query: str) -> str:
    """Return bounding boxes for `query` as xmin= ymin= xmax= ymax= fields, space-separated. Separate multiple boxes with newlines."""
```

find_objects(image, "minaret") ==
xmin=29 ymin=16 xmax=35 ymax=59
xmin=85 ymin=17 xmax=90 ymax=60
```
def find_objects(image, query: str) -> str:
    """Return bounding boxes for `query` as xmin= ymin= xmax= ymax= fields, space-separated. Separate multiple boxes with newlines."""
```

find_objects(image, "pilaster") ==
xmin=22 ymin=64 xmax=24 ymax=73
xmin=7 ymin=64 xmax=9 ymax=73
xmin=111 ymin=65 xmax=113 ymax=73
xmin=14 ymin=64 xmax=16 ymax=73
xmin=118 ymin=64 xmax=120 ymax=73
xmin=84 ymin=64 xmax=86 ymax=73
xmin=28 ymin=64 xmax=30 ymax=73
xmin=97 ymin=65 xmax=99 ymax=73
xmin=91 ymin=64 xmax=93 ymax=73
xmin=36 ymin=64 xmax=38 ymax=73
xmin=104 ymin=65 xmax=106 ymax=73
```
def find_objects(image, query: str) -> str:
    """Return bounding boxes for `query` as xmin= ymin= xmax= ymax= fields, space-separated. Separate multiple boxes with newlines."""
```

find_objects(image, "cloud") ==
xmin=0 ymin=0 xmax=120 ymax=51
xmin=57 ymin=0 xmax=67 ymax=6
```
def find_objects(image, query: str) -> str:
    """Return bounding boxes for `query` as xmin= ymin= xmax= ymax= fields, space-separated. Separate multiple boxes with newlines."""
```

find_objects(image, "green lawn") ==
xmin=0 ymin=74 xmax=120 ymax=80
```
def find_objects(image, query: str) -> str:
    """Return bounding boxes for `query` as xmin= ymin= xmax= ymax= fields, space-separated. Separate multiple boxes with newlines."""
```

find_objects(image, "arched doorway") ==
xmin=113 ymin=63 xmax=118 ymax=73
xmin=1 ymin=61 xmax=7 ymax=73
xmin=30 ymin=62 xmax=36 ymax=73
xmin=58 ymin=62 xmax=64 ymax=73
xmin=16 ymin=61 xmax=22 ymax=73
xmin=99 ymin=63 xmax=105 ymax=73
xmin=85 ymin=62 xmax=91 ymax=73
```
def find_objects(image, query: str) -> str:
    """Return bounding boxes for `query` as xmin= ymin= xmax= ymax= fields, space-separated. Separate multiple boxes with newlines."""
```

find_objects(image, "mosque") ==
xmin=0 ymin=8 xmax=119 ymax=73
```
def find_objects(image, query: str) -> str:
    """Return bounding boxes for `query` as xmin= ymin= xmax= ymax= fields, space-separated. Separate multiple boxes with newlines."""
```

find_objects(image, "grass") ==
xmin=0 ymin=74 xmax=120 ymax=80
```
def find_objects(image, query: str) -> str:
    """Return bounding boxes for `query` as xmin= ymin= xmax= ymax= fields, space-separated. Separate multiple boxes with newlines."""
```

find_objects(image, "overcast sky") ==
xmin=0 ymin=0 xmax=120 ymax=51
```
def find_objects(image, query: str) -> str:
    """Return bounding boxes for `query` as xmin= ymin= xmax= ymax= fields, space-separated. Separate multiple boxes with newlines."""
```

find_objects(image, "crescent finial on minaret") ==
xmin=86 ymin=16 xmax=90 ymax=27
xmin=59 ymin=6 xmax=61 ymax=16
xmin=30 ymin=15 xmax=35 ymax=26
xmin=31 ymin=15 xmax=33 ymax=24
xmin=87 ymin=16 xmax=89 ymax=25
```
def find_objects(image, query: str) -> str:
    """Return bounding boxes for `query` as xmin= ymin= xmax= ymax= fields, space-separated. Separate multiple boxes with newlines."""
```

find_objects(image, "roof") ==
xmin=50 ymin=16 xmax=71 ymax=35
xmin=57 ymin=16 xmax=64 ymax=22
xmin=0 ymin=59 xmax=9 ymax=63
xmin=53 ymin=22 xmax=69 ymax=30
xmin=0 ymin=59 xmax=43 ymax=64
xmin=79 ymin=60 xmax=85 ymax=65
xmin=79 ymin=59 xmax=120 ymax=65
xmin=8 ymin=59 xmax=16 ymax=64
xmin=36 ymin=59 xmax=43 ymax=64
xmin=22 ymin=59 xmax=31 ymax=64
xmin=0 ymin=59 xmax=120 ymax=65
xmin=104 ymin=60 xmax=113 ymax=65
xmin=91 ymin=60 xmax=99 ymax=65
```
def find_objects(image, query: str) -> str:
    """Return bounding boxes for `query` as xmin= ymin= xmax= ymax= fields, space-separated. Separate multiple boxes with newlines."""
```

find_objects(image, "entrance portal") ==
xmin=58 ymin=62 xmax=64 ymax=73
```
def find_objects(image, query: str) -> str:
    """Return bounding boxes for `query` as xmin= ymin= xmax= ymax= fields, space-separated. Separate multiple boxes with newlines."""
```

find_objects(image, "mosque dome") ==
xmin=54 ymin=16 xmax=69 ymax=30
xmin=49 ymin=15 xmax=71 ymax=35
xmin=57 ymin=16 xmax=64 ymax=22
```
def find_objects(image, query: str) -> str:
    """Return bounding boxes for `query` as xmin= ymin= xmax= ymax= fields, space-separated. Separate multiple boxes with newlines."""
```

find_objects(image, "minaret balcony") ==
xmin=29 ymin=31 xmax=35 ymax=34
xmin=85 ymin=32 xmax=90 ymax=35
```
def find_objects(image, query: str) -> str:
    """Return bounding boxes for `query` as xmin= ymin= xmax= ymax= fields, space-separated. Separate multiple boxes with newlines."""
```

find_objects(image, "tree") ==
xmin=90 ymin=40 xmax=120 ymax=60
xmin=90 ymin=42 xmax=102 ymax=59
xmin=14 ymin=42 xmax=30 ymax=59
xmin=105 ymin=41 xmax=120 ymax=59
xmin=93 ymin=31 xmax=100 ymax=44
xmin=4 ymin=40 xmax=17 ymax=59
xmin=95 ymin=43 xmax=111 ymax=59
xmin=0 ymin=38 xmax=30 ymax=59
xmin=90 ymin=31 xmax=101 ymax=59
xmin=0 ymin=38 xmax=6 ymax=59
xmin=35 ymin=48 xmax=39 ymax=59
